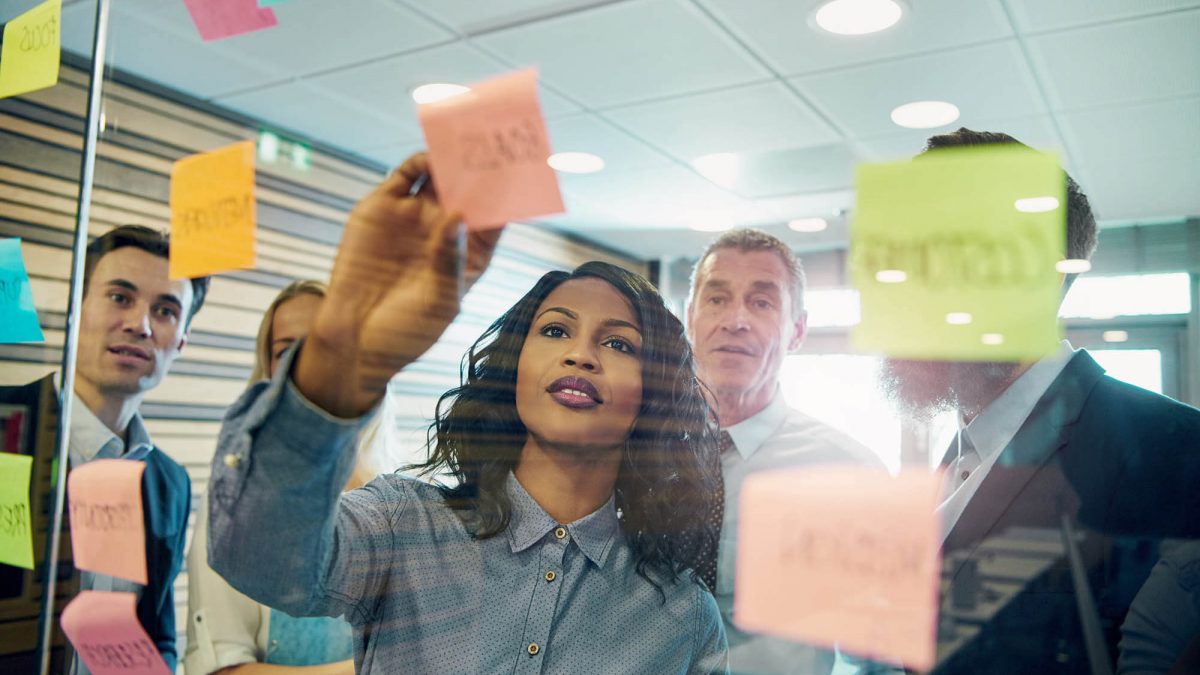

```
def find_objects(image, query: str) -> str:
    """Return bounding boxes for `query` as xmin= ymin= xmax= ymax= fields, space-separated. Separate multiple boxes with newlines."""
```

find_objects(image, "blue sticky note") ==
xmin=0 ymin=238 xmax=45 ymax=343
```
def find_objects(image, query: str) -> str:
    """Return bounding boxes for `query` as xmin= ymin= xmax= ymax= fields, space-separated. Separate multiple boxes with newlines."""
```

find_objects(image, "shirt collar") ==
xmin=963 ymin=340 xmax=1076 ymax=465
xmin=69 ymin=393 xmax=155 ymax=464
xmin=504 ymin=472 xmax=620 ymax=568
xmin=723 ymin=388 xmax=788 ymax=460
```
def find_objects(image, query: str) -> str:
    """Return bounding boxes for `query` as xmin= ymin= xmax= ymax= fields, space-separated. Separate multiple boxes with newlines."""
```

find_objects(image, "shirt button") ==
xmin=544 ymin=571 xmax=556 ymax=583
xmin=554 ymin=527 xmax=567 ymax=540
xmin=223 ymin=454 xmax=242 ymax=469
xmin=960 ymin=470 xmax=970 ymax=480
xmin=527 ymin=643 xmax=540 ymax=656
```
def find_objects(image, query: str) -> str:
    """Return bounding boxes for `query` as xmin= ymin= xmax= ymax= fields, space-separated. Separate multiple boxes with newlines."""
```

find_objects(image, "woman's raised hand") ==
xmin=296 ymin=152 xmax=503 ymax=417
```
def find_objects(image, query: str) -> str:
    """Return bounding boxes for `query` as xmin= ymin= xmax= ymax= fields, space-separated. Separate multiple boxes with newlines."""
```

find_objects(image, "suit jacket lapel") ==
xmin=943 ymin=351 xmax=1106 ymax=581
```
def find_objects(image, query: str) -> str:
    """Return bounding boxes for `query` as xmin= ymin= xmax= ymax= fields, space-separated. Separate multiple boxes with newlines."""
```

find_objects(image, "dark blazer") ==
xmin=934 ymin=350 xmax=1200 ymax=674
xmin=136 ymin=447 xmax=191 ymax=673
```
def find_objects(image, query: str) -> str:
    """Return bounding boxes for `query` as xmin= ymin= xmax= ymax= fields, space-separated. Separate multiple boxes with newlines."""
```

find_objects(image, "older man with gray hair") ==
xmin=687 ymin=227 xmax=882 ymax=674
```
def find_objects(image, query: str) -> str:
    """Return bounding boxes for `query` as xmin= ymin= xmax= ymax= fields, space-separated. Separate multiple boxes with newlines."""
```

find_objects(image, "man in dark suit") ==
xmin=62 ymin=225 xmax=209 ymax=673
xmin=881 ymin=129 xmax=1200 ymax=674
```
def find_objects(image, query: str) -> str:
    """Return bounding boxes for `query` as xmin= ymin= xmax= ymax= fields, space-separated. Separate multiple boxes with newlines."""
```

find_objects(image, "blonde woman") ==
xmin=186 ymin=280 xmax=374 ymax=675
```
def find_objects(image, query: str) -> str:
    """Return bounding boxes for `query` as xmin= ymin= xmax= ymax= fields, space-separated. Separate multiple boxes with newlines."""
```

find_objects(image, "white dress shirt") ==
xmin=937 ymin=341 xmax=1077 ymax=542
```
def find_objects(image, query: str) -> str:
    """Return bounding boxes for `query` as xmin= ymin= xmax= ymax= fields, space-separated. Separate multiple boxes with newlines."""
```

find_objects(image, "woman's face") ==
xmin=268 ymin=293 xmax=323 ymax=377
xmin=515 ymin=277 xmax=644 ymax=454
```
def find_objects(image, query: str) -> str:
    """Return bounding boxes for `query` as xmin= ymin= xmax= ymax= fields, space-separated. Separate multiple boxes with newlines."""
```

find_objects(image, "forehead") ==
xmin=271 ymin=294 xmax=323 ymax=337
xmin=696 ymin=248 xmax=792 ymax=292
xmin=90 ymin=247 xmax=193 ymax=307
xmin=536 ymin=277 xmax=638 ymax=328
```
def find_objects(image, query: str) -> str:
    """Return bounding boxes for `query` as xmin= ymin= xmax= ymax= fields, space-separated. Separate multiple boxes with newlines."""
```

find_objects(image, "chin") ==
xmin=879 ymin=358 xmax=956 ymax=421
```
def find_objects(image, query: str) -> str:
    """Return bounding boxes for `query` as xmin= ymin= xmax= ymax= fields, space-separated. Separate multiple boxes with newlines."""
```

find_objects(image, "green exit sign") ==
xmin=258 ymin=130 xmax=312 ymax=171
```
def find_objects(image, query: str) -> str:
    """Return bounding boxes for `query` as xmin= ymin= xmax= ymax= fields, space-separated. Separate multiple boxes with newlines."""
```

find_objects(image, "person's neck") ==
xmin=74 ymin=381 xmax=140 ymax=440
xmin=715 ymin=385 xmax=773 ymax=428
xmin=513 ymin=437 xmax=621 ymax=525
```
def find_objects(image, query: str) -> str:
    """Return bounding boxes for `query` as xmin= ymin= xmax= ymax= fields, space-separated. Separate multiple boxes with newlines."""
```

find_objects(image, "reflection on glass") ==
xmin=1061 ymin=273 xmax=1191 ymax=318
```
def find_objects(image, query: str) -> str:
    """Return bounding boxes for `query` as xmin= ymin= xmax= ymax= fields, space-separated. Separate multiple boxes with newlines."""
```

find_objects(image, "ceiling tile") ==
xmin=1085 ymin=155 xmax=1200 ymax=222
xmin=603 ymin=81 xmax=839 ymax=160
xmin=400 ymin=0 xmax=616 ymax=35
xmin=698 ymin=0 xmax=1012 ymax=76
xmin=475 ymin=0 xmax=770 ymax=108
xmin=546 ymin=114 xmax=672 ymax=171
xmin=725 ymin=143 xmax=860 ymax=199
xmin=554 ymin=163 xmax=744 ymax=228
xmin=1027 ymin=9 xmax=1200 ymax=110
xmin=216 ymin=82 xmax=412 ymax=152
xmin=305 ymin=42 xmax=581 ymax=141
xmin=1059 ymin=97 xmax=1200 ymax=169
xmin=792 ymin=41 xmax=1047 ymax=138
xmin=1007 ymin=0 xmax=1200 ymax=32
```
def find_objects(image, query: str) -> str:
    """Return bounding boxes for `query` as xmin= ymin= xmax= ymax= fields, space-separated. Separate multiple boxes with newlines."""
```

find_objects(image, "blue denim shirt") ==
xmin=207 ymin=348 xmax=728 ymax=674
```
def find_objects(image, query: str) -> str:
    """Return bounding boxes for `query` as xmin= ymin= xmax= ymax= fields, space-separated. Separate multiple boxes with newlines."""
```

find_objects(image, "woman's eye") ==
xmin=604 ymin=337 xmax=637 ymax=355
xmin=540 ymin=324 xmax=567 ymax=338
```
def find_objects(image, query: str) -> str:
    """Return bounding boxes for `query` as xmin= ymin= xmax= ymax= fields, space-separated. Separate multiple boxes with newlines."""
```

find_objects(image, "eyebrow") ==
xmin=700 ymin=279 xmax=782 ymax=295
xmin=106 ymin=278 xmax=184 ymax=310
xmin=535 ymin=306 xmax=642 ymax=335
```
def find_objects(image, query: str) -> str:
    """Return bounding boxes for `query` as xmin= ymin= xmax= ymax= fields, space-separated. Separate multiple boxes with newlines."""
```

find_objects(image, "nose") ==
xmin=562 ymin=338 xmax=598 ymax=371
xmin=720 ymin=303 xmax=750 ymax=332
xmin=122 ymin=304 xmax=152 ymax=339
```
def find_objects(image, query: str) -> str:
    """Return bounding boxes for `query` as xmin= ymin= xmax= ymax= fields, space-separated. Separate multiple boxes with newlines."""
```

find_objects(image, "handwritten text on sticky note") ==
xmin=61 ymin=591 xmax=171 ymax=675
xmin=68 ymin=459 xmax=147 ymax=585
xmin=183 ymin=0 xmax=278 ymax=42
xmin=418 ymin=68 xmax=564 ymax=229
xmin=0 ymin=452 xmax=34 ymax=569
xmin=0 ymin=238 xmax=46 ymax=343
xmin=735 ymin=466 xmax=942 ymax=671
xmin=169 ymin=140 xmax=257 ymax=279
xmin=0 ymin=0 xmax=61 ymax=100
xmin=850 ymin=146 xmax=1065 ymax=361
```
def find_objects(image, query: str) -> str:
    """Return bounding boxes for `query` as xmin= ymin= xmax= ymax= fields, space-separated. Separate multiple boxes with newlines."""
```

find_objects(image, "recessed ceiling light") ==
xmin=1015 ymin=196 xmax=1060 ymax=213
xmin=548 ymin=152 xmax=605 ymax=174
xmin=692 ymin=153 xmax=741 ymax=188
xmin=945 ymin=312 xmax=973 ymax=325
xmin=890 ymin=101 xmax=960 ymax=129
xmin=981 ymin=333 xmax=1005 ymax=345
xmin=1055 ymin=259 xmax=1091 ymax=274
xmin=813 ymin=0 xmax=903 ymax=36
xmin=788 ymin=217 xmax=828 ymax=233
xmin=1102 ymin=330 xmax=1129 ymax=343
xmin=411 ymin=83 xmax=469 ymax=104
xmin=875 ymin=269 xmax=907 ymax=283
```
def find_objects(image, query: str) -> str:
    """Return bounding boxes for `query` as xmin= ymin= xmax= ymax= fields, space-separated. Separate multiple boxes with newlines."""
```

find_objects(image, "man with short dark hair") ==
xmin=65 ymin=224 xmax=209 ymax=674
xmin=687 ymin=227 xmax=882 ymax=674
xmin=883 ymin=128 xmax=1200 ymax=673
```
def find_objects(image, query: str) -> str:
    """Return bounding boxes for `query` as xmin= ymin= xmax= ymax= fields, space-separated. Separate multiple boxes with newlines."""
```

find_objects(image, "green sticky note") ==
xmin=850 ymin=146 xmax=1066 ymax=361
xmin=0 ymin=453 xmax=35 ymax=570
xmin=0 ymin=0 xmax=62 ymax=100
xmin=0 ymin=238 xmax=45 ymax=343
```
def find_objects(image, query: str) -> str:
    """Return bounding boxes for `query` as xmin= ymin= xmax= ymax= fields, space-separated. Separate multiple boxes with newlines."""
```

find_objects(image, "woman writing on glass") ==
xmin=207 ymin=154 xmax=727 ymax=673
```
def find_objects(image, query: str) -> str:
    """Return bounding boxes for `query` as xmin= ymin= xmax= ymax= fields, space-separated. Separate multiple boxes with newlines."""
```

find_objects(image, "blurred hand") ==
xmin=296 ymin=153 xmax=502 ymax=417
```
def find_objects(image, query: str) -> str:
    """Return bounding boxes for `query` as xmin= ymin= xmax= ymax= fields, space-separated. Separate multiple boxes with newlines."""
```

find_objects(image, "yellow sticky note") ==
xmin=0 ymin=453 xmax=35 ymax=570
xmin=850 ymin=146 xmax=1066 ymax=360
xmin=169 ymin=140 xmax=257 ymax=279
xmin=0 ymin=0 xmax=62 ymax=100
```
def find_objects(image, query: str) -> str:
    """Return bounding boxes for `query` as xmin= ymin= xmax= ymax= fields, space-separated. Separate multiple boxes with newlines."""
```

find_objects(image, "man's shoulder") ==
xmin=762 ymin=405 xmax=883 ymax=468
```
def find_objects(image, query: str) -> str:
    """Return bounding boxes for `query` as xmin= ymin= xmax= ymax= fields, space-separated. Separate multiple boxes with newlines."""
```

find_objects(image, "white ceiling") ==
xmin=45 ymin=0 xmax=1200 ymax=258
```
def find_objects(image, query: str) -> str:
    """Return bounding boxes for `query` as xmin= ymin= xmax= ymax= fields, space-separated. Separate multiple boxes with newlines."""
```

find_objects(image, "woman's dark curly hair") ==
xmin=412 ymin=261 xmax=721 ymax=594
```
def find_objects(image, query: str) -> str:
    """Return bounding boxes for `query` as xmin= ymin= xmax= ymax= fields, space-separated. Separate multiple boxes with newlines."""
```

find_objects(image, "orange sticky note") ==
xmin=61 ymin=591 xmax=171 ymax=675
xmin=68 ymin=459 xmax=147 ymax=585
xmin=418 ymin=68 xmax=564 ymax=229
xmin=169 ymin=140 xmax=257 ymax=279
xmin=735 ymin=466 xmax=942 ymax=671
xmin=0 ymin=0 xmax=62 ymax=99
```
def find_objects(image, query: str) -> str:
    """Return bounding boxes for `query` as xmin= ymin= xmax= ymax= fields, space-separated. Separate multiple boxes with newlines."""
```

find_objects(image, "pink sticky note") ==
xmin=418 ymin=68 xmax=565 ymax=229
xmin=61 ymin=591 xmax=171 ymax=675
xmin=68 ymin=459 xmax=147 ymax=585
xmin=183 ymin=0 xmax=278 ymax=42
xmin=735 ymin=466 xmax=942 ymax=671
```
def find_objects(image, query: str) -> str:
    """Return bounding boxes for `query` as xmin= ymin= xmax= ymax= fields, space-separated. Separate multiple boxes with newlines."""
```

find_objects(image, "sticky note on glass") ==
xmin=183 ymin=0 xmax=278 ymax=42
xmin=0 ymin=0 xmax=61 ymax=99
xmin=61 ymin=591 xmax=171 ymax=675
xmin=735 ymin=466 xmax=942 ymax=671
xmin=68 ymin=459 xmax=147 ymax=585
xmin=0 ymin=453 xmax=34 ymax=569
xmin=0 ymin=238 xmax=46 ymax=343
xmin=850 ymin=146 xmax=1065 ymax=361
xmin=169 ymin=140 xmax=257 ymax=279
xmin=418 ymin=68 xmax=564 ymax=229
